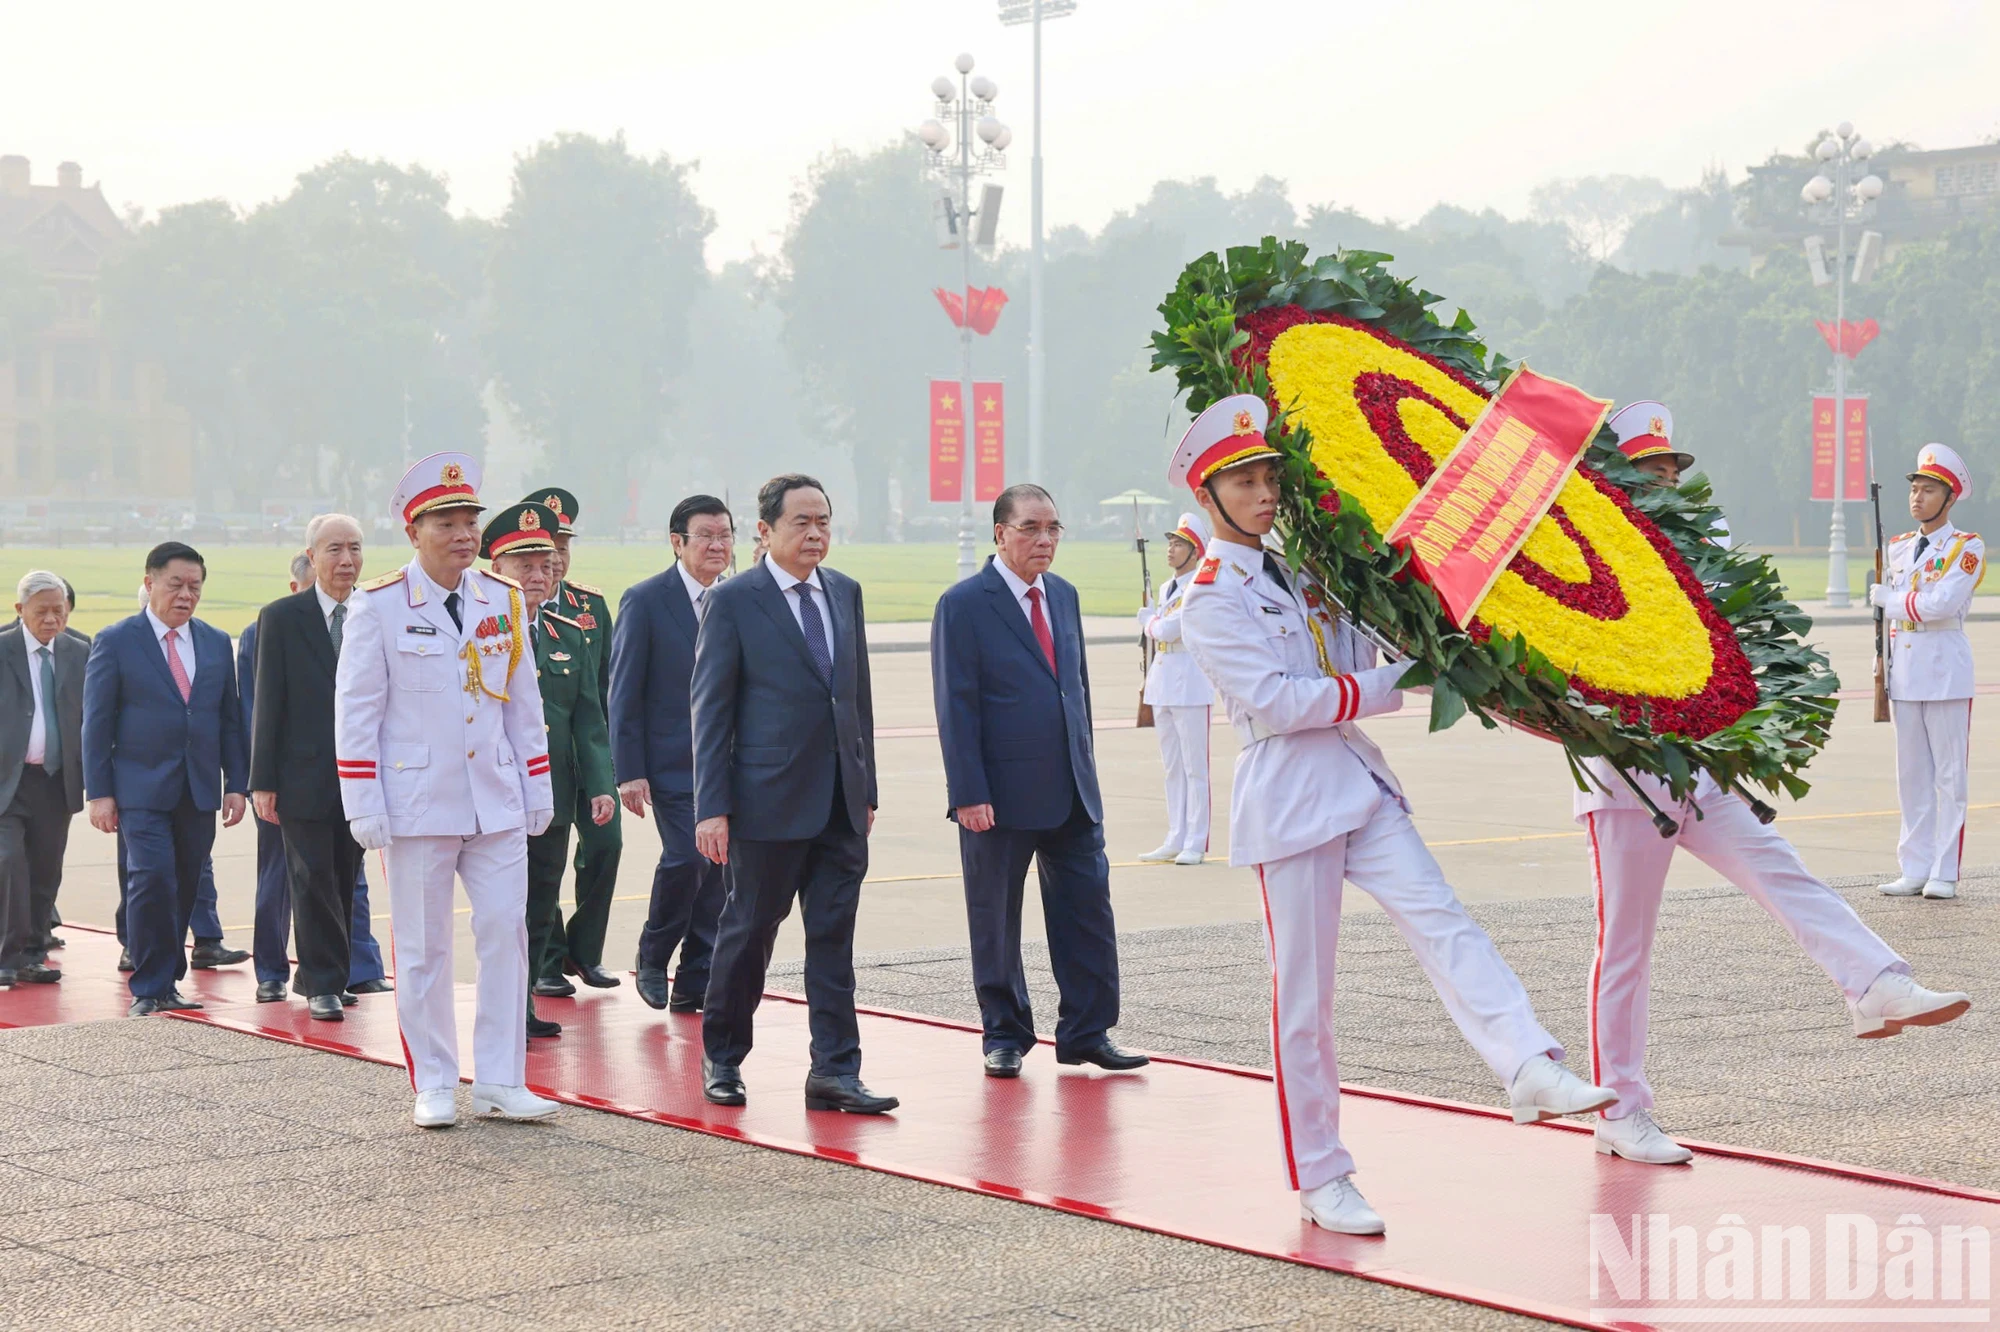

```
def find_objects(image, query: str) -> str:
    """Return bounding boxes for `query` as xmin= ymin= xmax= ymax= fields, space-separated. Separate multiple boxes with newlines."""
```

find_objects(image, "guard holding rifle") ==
xmin=1871 ymin=443 xmax=1984 ymax=900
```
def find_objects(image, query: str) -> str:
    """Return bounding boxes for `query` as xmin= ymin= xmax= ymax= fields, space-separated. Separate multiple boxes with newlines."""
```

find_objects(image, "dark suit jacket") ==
xmin=931 ymin=557 xmax=1101 ymax=830
xmin=82 ymin=612 xmax=247 ymax=812
xmin=0 ymin=624 xmax=86 ymax=813
xmin=248 ymin=589 xmax=347 ymax=821
xmin=609 ymin=565 xmax=702 ymax=794
xmin=691 ymin=562 xmax=875 ymax=842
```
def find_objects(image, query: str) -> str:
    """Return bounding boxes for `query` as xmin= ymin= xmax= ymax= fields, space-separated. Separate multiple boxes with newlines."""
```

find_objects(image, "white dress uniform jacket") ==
xmin=1874 ymin=521 xmax=1983 ymax=702
xmin=1137 ymin=575 xmax=1215 ymax=708
xmin=1179 ymin=541 xmax=1405 ymax=866
xmin=335 ymin=562 xmax=553 ymax=834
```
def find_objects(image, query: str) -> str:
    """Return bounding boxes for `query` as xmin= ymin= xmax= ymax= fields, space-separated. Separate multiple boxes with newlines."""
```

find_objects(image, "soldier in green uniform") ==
xmin=522 ymin=487 xmax=625 ymax=994
xmin=480 ymin=502 xmax=616 ymax=1038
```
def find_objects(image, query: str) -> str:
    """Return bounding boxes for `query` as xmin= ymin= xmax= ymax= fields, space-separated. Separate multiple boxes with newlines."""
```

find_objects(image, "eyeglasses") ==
xmin=1003 ymin=522 xmax=1064 ymax=540
xmin=675 ymin=532 xmax=734 ymax=547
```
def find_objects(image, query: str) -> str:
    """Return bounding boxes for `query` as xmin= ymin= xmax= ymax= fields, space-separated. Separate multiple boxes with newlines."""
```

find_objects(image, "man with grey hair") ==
xmin=0 ymin=571 xmax=85 ymax=983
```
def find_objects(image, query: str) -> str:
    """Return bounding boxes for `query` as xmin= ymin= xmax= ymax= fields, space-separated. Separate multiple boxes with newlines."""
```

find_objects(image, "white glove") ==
xmin=526 ymin=806 xmax=555 ymax=838
xmin=1868 ymin=581 xmax=1895 ymax=610
xmin=349 ymin=815 xmax=392 ymax=851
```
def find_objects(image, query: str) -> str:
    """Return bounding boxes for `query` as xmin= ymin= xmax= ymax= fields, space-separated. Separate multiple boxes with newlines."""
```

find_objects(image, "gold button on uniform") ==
xmin=467 ymin=750 xmax=476 ymax=759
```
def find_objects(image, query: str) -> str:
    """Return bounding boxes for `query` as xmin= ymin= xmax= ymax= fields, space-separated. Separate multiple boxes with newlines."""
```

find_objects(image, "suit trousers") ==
xmin=703 ymin=794 xmax=867 ymax=1077
xmin=1585 ymin=801 xmax=1906 ymax=1120
xmin=1153 ymin=704 xmax=1211 ymax=855
xmin=116 ymin=839 xmax=224 ymax=946
xmin=525 ymin=821 xmax=572 ymax=1004
xmin=279 ymin=816 xmax=362 ymax=999
xmin=637 ymin=790 xmax=724 ymax=997
xmin=252 ymin=817 xmax=289 ymax=982
xmin=1893 ymin=698 xmax=1973 ymax=882
xmin=548 ymin=792 xmax=622 ymax=973
xmin=1257 ymin=793 xmax=1559 ymax=1191
xmin=122 ymin=793 xmax=217 ymax=1000
xmin=0 ymin=766 xmax=70 ymax=967
xmin=384 ymin=830 xmax=529 ymax=1093
xmin=960 ymin=791 xmax=1122 ymax=1056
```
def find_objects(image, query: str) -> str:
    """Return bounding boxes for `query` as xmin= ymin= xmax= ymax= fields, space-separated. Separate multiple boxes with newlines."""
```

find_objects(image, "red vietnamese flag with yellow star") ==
xmin=929 ymin=380 xmax=964 ymax=502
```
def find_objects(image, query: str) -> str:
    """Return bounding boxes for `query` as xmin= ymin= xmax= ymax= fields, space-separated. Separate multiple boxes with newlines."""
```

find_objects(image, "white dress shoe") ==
xmin=1594 ymin=1109 xmax=1693 ymax=1165
xmin=1878 ymin=876 xmax=1925 ymax=896
xmin=1923 ymin=879 xmax=1958 ymax=900
xmin=1849 ymin=971 xmax=1971 ymax=1039
xmin=1508 ymin=1053 xmax=1617 ymax=1124
xmin=469 ymin=1083 xmax=560 ymax=1120
xmin=1299 ymin=1175 xmax=1385 ymax=1235
xmin=413 ymin=1089 xmax=457 ymax=1129
xmin=1174 ymin=848 xmax=1205 ymax=865
xmin=1137 ymin=843 xmax=1180 ymax=863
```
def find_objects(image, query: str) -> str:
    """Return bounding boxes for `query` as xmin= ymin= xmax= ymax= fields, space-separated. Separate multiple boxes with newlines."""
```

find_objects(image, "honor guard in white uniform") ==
xmin=1576 ymin=408 xmax=1970 ymax=1166
xmin=335 ymin=452 xmax=561 ymax=1129
xmin=1870 ymin=443 xmax=1985 ymax=900
xmin=1136 ymin=510 xmax=1216 ymax=865
xmin=1171 ymin=395 xmax=1614 ymax=1236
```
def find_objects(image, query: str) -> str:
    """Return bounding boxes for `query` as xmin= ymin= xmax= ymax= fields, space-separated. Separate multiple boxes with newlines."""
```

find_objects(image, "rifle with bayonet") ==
xmin=1870 ymin=480 xmax=1891 ymax=723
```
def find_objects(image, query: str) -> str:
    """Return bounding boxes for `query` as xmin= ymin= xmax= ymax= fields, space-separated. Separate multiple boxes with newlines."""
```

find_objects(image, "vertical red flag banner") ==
xmin=929 ymin=380 xmax=965 ymax=502
xmin=972 ymin=381 xmax=1005 ymax=501
xmin=1385 ymin=366 xmax=1613 ymax=628
xmin=1809 ymin=394 xmax=1868 ymax=501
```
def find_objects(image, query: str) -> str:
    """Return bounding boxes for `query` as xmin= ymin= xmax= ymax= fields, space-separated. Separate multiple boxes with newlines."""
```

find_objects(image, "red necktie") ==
xmin=164 ymin=628 xmax=192 ymax=703
xmin=1025 ymin=586 xmax=1056 ymax=674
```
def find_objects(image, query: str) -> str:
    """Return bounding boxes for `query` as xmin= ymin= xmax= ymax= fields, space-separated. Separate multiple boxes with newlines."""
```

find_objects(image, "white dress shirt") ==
xmin=765 ymin=560 xmax=834 ymax=669
xmin=314 ymin=582 xmax=352 ymax=630
xmin=677 ymin=561 xmax=716 ymax=625
xmin=143 ymin=605 xmax=198 ymax=686
xmin=23 ymin=628 xmax=56 ymax=766
xmin=992 ymin=557 xmax=1049 ymax=627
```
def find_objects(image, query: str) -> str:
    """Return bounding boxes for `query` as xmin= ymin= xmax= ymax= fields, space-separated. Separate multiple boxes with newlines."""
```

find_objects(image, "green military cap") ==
xmin=522 ymin=487 xmax=580 ymax=535
xmin=480 ymin=502 xmax=561 ymax=560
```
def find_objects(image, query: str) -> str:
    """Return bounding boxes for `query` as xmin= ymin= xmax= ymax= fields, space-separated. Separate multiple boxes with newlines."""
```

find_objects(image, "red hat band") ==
xmin=1915 ymin=462 xmax=1965 ymax=496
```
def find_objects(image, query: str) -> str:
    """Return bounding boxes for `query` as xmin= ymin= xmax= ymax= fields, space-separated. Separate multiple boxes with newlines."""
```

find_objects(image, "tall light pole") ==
xmin=920 ymin=54 xmax=1010 ymax=582
xmin=1801 ymin=122 xmax=1884 ymax=608
xmin=999 ymin=1 xmax=1076 ymax=489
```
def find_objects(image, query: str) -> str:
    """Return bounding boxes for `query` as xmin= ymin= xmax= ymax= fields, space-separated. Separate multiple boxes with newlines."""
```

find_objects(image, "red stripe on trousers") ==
xmin=1255 ymin=864 xmax=1301 ymax=1190
xmin=1585 ymin=813 xmax=1608 ymax=1111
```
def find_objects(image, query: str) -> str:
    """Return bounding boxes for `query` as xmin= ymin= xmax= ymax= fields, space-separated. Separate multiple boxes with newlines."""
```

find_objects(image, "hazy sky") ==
xmin=7 ymin=0 xmax=1996 ymax=265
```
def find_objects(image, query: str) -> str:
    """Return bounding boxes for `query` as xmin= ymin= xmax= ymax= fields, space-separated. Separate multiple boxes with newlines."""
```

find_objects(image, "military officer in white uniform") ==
xmin=1872 ymin=443 xmax=1985 ymax=900
xmin=1137 ymin=511 xmax=1216 ymax=865
xmin=336 ymin=452 xmax=561 ymax=1130
xmin=1576 ymin=406 xmax=1971 ymax=1167
xmin=1172 ymin=395 xmax=1614 ymax=1236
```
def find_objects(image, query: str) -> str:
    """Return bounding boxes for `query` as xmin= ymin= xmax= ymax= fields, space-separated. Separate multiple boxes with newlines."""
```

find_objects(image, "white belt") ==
xmin=1895 ymin=617 xmax=1964 ymax=633
xmin=1153 ymin=640 xmax=1183 ymax=654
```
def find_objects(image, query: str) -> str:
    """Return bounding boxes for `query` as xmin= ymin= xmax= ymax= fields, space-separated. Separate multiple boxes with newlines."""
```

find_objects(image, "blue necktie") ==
xmin=793 ymin=584 xmax=833 ymax=686
xmin=37 ymin=646 xmax=59 ymax=775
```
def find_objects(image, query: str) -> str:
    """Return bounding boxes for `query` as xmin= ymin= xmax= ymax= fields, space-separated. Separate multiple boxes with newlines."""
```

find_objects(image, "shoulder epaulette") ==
xmin=565 ymin=580 xmax=603 ymax=597
xmin=544 ymin=610 xmax=584 ymax=630
xmin=1892 ymin=531 xmax=1916 ymax=542
xmin=1958 ymin=531 xmax=1981 ymax=542
xmin=360 ymin=570 xmax=405 ymax=592
xmin=485 ymin=570 xmax=522 ymax=589
xmin=1191 ymin=556 xmax=1221 ymax=586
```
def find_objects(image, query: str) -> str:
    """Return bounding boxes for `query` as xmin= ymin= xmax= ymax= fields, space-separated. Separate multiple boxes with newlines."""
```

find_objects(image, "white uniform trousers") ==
xmin=1255 ymin=792 xmax=1559 ymax=1191
xmin=385 ymin=831 xmax=530 ymax=1093
xmin=1893 ymin=699 xmax=1973 ymax=883
xmin=1585 ymin=798 xmax=1905 ymax=1119
xmin=1154 ymin=704 xmax=1211 ymax=854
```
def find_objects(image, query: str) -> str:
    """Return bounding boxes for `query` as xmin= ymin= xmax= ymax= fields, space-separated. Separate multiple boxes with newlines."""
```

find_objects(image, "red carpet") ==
xmin=10 ymin=928 xmax=1998 ymax=1331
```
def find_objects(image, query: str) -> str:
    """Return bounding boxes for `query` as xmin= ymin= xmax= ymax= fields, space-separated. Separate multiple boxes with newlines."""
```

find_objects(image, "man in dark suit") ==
xmin=694 ymin=474 xmax=893 ymax=1114
xmin=0 ymin=571 xmax=86 ymax=984
xmin=250 ymin=516 xmax=373 ymax=1021
xmin=245 ymin=550 xmax=311 ymax=1001
xmin=83 ymin=542 xmax=249 ymax=1015
xmin=610 ymin=493 xmax=734 ymax=1013
xmin=931 ymin=484 xmax=1148 ymax=1078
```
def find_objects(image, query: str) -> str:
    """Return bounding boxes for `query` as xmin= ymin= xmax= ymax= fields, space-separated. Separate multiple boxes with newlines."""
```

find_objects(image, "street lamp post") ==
xmin=920 ymin=54 xmax=1011 ymax=582
xmin=1801 ymin=122 xmax=1884 ymax=608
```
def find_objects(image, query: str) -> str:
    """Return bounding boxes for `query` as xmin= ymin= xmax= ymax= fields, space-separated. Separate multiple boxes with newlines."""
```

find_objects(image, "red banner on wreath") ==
xmin=973 ymin=381 xmax=1004 ymax=501
xmin=929 ymin=380 xmax=964 ymax=503
xmin=1810 ymin=394 xmax=1868 ymax=501
xmin=1387 ymin=366 xmax=1612 ymax=628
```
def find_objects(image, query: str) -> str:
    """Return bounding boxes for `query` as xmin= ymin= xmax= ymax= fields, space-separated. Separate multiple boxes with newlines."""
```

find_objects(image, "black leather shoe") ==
xmin=348 ymin=978 xmax=393 ymax=994
xmin=307 ymin=994 xmax=345 ymax=1021
xmin=668 ymin=991 xmax=704 ymax=1013
xmin=635 ymin=967 xmax=669 ymax=1010
xmin=565 ymin=959 xmax=621 ymax=989
xmin=803 ymin=1073 xmax=898 ymax=1114
xmin=1056 ymin=1041 xmax=1151 ymax=1071
xmin=532 ymin=976 xmax=575 ymax=998
xmin=340 ymin=991 xmax=358 ymax=1007
xmin=189 ymin=942 xmax=249 ymax=969
xmin=984 ymin=1048 xmax=1023 ymax=1079
xmin=117 ymin=948 xmax=135 ymax=973
xmin=255 ymin=980 xmax=286 ymax=1003
xmin=0 ymin=969 xmax=15 ymax=988
xmin=42 ymin=933 xmax=64 ymax=951
xmin=526 ymin=1014 xmax=562 ymax=1038
xmin=128 ymin=997 xmax=169 ymax=1016
xmin=166 ymin=990 xmax=203 ymax=1010
xmin=702 ymin=1056 xmax=746 ymax=1106
xmin=13 ymin=963 xmax=59 ymax=984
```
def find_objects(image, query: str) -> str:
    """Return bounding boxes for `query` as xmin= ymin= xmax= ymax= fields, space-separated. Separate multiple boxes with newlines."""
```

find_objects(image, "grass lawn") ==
xmin=12 ymin=542 xmax=1981 ymax=637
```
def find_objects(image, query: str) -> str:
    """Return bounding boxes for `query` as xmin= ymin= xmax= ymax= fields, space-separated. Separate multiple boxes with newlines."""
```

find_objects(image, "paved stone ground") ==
xmin=0 ymin=870 xmax=1987 ymax=1330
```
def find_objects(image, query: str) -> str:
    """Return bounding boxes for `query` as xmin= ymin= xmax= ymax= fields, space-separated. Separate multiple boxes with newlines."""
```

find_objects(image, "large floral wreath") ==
xmin=1151 ymin=239 xmax=1838 ymax=802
